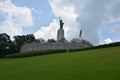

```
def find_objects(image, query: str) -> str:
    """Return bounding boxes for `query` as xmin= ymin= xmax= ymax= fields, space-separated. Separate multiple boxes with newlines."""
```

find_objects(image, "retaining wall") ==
xmin=20 ymin=42 xmax=87 ymax=52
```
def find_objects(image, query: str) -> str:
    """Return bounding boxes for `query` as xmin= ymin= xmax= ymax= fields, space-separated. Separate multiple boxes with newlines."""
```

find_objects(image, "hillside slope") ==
xmin=0 ymin=47 xmax=120 ymax=80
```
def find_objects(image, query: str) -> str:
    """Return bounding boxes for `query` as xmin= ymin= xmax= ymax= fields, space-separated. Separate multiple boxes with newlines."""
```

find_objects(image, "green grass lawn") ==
xmin=0 ymin=47 xmax=120 ymax=80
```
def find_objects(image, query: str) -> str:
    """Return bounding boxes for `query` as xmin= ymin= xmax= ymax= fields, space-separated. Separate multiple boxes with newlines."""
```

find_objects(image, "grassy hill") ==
xmin=0 ymin=46 xmax=120 ymax=80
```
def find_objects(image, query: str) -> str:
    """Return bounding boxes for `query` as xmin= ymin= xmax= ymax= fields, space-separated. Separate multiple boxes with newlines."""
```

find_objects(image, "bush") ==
xmin=4 ymin=49 xmax=67 ymax=58
xmin=4 ymin=42 xmax=120 ymax=58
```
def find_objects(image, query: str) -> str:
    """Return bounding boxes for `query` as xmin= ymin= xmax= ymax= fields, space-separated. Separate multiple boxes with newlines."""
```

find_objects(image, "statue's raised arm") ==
xmin=59 ymin=17 xmax=64 ymax=29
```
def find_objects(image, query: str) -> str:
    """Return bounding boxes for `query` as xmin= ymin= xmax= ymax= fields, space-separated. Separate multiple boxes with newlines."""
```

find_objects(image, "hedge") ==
xmin=5 ymin=42 xmax=120 ymax=58
xmin=4 ymin=49 xmax=67 ymax=58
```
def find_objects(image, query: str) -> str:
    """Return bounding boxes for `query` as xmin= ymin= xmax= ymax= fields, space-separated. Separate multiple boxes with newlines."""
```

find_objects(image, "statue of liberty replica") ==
xmin=57 ymin=17 xmax=64 ymax=41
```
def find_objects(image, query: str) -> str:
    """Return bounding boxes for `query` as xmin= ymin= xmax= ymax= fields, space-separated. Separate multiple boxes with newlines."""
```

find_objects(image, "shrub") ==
xmin=4 ymin=42 xmax=120 ymax=58
xmin=4 ymin=49 xmax=67 ymax=58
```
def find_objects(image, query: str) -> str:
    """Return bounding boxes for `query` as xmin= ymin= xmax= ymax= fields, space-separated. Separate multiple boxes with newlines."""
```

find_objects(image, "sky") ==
xmin=0 ymin=0 xmax=120 ymax=45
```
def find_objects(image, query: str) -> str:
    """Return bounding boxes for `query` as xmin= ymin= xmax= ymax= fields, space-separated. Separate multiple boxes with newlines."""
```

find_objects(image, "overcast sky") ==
xmin=0 ymin=0 xmax=120 ymax=44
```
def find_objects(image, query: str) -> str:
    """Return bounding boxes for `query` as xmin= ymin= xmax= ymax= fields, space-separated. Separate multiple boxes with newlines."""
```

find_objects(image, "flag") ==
xmin=79 ymin=29 xmax=82 ymax=38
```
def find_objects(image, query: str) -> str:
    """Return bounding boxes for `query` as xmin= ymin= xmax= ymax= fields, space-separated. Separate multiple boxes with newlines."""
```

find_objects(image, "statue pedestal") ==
xmin=57 ymin=28 xmax=64 ymax=41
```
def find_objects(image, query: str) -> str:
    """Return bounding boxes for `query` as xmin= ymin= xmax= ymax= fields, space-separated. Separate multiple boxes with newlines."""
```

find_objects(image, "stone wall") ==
xmin=20 ymin=42 xmax=87 ymax=52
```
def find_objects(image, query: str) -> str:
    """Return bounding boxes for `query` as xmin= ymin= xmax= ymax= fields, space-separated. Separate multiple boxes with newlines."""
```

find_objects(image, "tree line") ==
xmin=0 ymin=33 xmax=35 ymax=57
xmin=0 ymin=33 xmax=93 ymax=58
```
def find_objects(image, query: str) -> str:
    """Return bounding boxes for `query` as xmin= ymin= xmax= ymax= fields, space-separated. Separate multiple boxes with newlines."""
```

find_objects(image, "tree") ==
xmin=0 ymin=33 xmax=15 ymax=57
xmin=47 ymin=39 xmax=56 ymax=43
xmin=34 ymin=38 xmax=46 ymax=43
xmin=71 ymin=38 xmax=80 ymax=43
xmin=13 ymin=34 xmax=35 ymax=52
xmin=80 ymin=39 xmax=93 ymax=47
xmin=71 ymin=38 xmax=93 ymax=47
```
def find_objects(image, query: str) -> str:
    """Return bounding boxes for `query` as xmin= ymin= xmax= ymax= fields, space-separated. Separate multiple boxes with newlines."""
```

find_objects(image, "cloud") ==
xmin=110 ymin=24 xmax=120 ymax=33
xmin=34 ymin=0 xmax=120 ymax=44
xmin=0 ymin=0 xmax=33 ymax=37
xmin=34 ymin=0 xmax=80 ymax=40
xmin=34 ymin=19 xmax=58 ymax=40
xmin=75 ymin=0 xmax=120 ymax=44
xmin=105 ymin=38 xmax=112 ymax=44
xmin=111 ymin=2 xmax=120 ymax=19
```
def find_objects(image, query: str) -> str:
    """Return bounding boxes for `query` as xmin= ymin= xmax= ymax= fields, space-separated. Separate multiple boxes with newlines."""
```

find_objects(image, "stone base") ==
xmin=57 ymin=29 xmax=64 ymax=41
